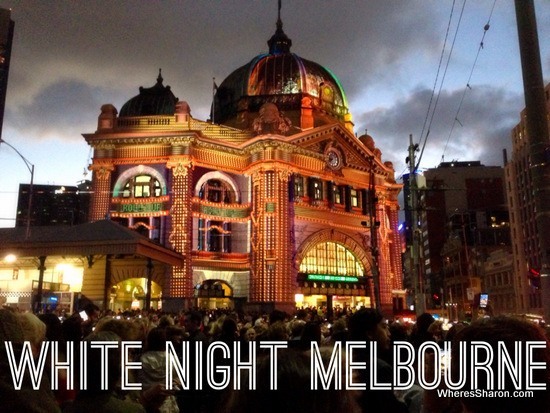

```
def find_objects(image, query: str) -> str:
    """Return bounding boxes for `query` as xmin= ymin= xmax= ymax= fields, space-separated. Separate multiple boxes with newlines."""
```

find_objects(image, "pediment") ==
xmin=287 ymin=123 xmax=388 ymax=175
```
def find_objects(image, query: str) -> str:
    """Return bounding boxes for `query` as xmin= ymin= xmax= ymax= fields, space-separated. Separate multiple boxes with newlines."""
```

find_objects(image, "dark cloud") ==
xmin=357 ymin=85 xmax=523 ymax=178
xmin=0 ymin=0 xmax=548 ymax=196
xmin=5 ymin=80 xmax=108 ymax=141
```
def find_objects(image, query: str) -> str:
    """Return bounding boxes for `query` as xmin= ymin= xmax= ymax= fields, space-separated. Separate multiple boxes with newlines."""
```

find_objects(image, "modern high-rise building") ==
xmin=406 ymin=161 xmax=511 ymax=319
xmin=83 ymin=13 xmax=404 ymax=314
xmin=15 ymin=181 xmax=91 ymax=227
xmin=505 ymin=82 xmax=550 ymax=316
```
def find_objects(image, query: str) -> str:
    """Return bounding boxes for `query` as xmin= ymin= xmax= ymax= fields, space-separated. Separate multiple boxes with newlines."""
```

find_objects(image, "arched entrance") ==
xmin=194 ymin=279 xmax=233 ymax=310
xmin=296 ymin=230 xmax=374 ymax=313
xmin=109 ymin=278 xmax=163 ymax=311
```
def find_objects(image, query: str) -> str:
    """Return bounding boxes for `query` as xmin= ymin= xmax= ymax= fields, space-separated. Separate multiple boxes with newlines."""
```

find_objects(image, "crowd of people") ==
xmin=0 ymin=304 xmax=549 ymax=413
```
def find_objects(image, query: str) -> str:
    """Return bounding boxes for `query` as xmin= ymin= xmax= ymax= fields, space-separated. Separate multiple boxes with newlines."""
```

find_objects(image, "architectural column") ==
xmin=249 ymin=168 xmax=295 ymax=313
xmin=89 ymin=164 xmax=115 ymax=221
xmin=165 ymin=159 xmax=193 ymax=311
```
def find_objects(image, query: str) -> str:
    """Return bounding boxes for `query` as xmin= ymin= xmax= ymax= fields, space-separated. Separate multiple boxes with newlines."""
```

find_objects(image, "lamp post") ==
xmin=0 ymin=138 xmax=34 ymax=239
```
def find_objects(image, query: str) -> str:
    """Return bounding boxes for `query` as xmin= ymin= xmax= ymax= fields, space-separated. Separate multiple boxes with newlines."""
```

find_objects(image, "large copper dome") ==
xmin=212 ymin=17 xmax=350 ymax=133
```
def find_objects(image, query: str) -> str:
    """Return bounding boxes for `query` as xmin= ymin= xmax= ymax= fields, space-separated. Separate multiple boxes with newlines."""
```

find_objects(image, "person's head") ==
xmin=166 ymin=325 xmax=185 ymax=346
xmin=184 ymin=311 xmax=203 ymax=334
xmin=427 ymin=320 xmax=443 ymax=341
xmin=300 ymin=322 xmax=322 ymax=346
xmin=82 ymin=303 xmax=101 ymax=323
xmin=290 ymin=319 xmax=306 ymax=339
xmin=81 ymin=330 xmax=121 ymax=393
xmin=331 ymin=318 xmax=349 ymax=342
xmin=145 ymin=327 xmax=168 ymax=352
xmin=18 ymin=312 xmax=46 ymax=356
xmin=415 ymin=312 xmax=435 ymax=334
xmin=451 ymin=316 xmax=550 ymax=413
xmin=157 ymin=314 xmax=175 ymax=329
xmin=220 ymin=317 xmax=238 ymax=340
xmin=219 ymin=348 xmax=360 ymax=413
xmin=266 ymin=320 xmax=289 ymax=341
xmin=348 ymin=308 xmax=391 ymax=350
xmin=37 ymin=313 xmax=62 ymax=341
xmin=94 ymin=317 xmax=141 ymax=341
xmin=0 ymin=308 xmax=23 ymax=345
xmin=245 ymin=328 xmax=256 ymax=341
xmin=269 ymin=309 xmax=287 ymax=325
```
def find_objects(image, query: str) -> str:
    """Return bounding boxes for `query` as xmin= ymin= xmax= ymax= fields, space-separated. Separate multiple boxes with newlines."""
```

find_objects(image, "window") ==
xmin=312 ymin=179 xmax=323 ymax=200
xmin=351 ymin=188 xmax=359 ymax=207
xmin=199 ymin=179 xmax=235 ymax=204
xmin=333 ymin=185 xmax=342 ymax=204
xmin=122 ymin=175 xmax=162 ymax=198
xmin=198 ymin=220 xmax=232 ymax=253
xmin=299 ymin=242 xmax=364 ymax=277
xmin=294 ymin=175 xmax=304 ymax=197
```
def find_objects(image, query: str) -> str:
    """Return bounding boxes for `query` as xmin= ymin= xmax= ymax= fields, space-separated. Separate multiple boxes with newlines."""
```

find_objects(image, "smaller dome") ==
xmin=120 ymin=69 xmax=178 ymax=117
xmin=359 ymin=134 xmax=375 ymax=151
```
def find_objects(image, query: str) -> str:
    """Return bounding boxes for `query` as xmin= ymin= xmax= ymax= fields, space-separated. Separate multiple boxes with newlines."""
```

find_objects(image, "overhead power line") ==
xmin=441 ymin=0 xmax=498 ymax=163
xmin=417 ymin=0 xmax=467 ymax=173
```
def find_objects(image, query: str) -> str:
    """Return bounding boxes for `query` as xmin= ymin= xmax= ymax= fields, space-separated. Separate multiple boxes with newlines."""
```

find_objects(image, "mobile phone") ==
xmin=79 ymin=310 xmax=89 ymax=321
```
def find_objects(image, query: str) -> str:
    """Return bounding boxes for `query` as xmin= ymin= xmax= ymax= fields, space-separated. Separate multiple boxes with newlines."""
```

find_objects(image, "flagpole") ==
xmin=212 ymin=77 xmax=216 ymax=124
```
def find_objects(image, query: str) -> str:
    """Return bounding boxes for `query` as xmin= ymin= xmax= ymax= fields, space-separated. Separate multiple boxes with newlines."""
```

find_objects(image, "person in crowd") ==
xmin=139 ymin=327 xmax=179 ymax=413
xmin=17 ymin=311 xmax=47 ymax=357
xmin=39 ymin=312 xmax=77 ymax=409
xmin=80 ymin=303 xmax=101 ymax=338
xmin=217 ymin=347 xmax=361 ymax=413
xmin=298 ymin=321 xmax=322 ymax=351
xmin=450 ymin=316 xmax=550 ymax=413
xmin=0 ymin=309 xmax=61 ymax=413
xmin=287 ymin=318 xmax=306 ymax=349
xmin=176 ymin=311 xmax=209 ymax=413
xmin=427 ymin=320 xmax=444 ymax=347
xmin=264 ymin=320 xmax=289 ymax=341
xmin=347 ymin=308 xmax=408 ymax=413
xmin=268 ymin=309 xmax=287 ymax=325
xmin=71 ymin=330 xmax=148 ymax=413
xmin=409 ymin=312 xmax=436 ymax=350
xmin=329 ymin=317 xmax=349 ymax=344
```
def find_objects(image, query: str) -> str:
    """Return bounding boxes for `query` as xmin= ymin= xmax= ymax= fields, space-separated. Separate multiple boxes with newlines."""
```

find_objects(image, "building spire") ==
xmin=157 ymin=68 xmax=163 ymax=85
xmin=268 ymin=0 xmax=292 ymax=54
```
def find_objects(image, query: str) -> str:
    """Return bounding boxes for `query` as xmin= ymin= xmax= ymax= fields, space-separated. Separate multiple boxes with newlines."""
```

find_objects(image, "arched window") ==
xmin=122 ymin=175 xmax=162 ymax=198
xmin=299 ymin=242 xmax=364 ymax=277
xmin=199 ymin=179 xmax=235 ymax=204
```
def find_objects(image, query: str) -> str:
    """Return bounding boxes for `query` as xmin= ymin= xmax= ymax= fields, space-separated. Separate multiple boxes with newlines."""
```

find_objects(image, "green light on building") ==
xmin=306 ymin=274 xmax=359 ymax=283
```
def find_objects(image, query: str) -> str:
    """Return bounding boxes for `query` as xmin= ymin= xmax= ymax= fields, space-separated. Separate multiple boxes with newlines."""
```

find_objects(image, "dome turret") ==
xmin=120 ymin=69 xmax=178 ymax=117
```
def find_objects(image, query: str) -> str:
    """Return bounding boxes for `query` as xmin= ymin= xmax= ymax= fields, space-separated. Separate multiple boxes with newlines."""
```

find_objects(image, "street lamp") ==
xmin=0 ymin=138 xmax=34 ymax=239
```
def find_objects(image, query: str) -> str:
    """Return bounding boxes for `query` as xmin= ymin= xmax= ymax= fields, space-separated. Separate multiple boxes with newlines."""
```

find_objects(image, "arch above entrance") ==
xmin=295 ymin=229 xmax=373 ymax=274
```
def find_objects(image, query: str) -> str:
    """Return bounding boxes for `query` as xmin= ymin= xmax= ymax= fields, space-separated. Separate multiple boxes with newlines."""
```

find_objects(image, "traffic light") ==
xmin=528 ymin=268 xmax=541 ymax=289
xmin=432 ymin=293 xmax=441 ymax=307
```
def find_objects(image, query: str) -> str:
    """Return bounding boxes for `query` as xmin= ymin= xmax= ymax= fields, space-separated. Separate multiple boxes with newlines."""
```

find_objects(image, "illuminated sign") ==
xmin=118 ymin=203 xmax=163 ymax=213
xmin=307 ymin=274 xmax=359 ymax=283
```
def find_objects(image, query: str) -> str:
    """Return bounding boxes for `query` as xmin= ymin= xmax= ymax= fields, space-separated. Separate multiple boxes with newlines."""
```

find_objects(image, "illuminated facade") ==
xmin=85 ymin=16 xmax=403 ymax=314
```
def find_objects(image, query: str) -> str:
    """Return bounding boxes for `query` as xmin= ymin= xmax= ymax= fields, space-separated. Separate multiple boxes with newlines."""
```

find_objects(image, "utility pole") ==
xmin=408 ymin=134 xmax=425 ymax=315
xmin=515 ymin=0 xmax=550 ymax=321
xmin=368 ymin=156 xmax=382 ymax=312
